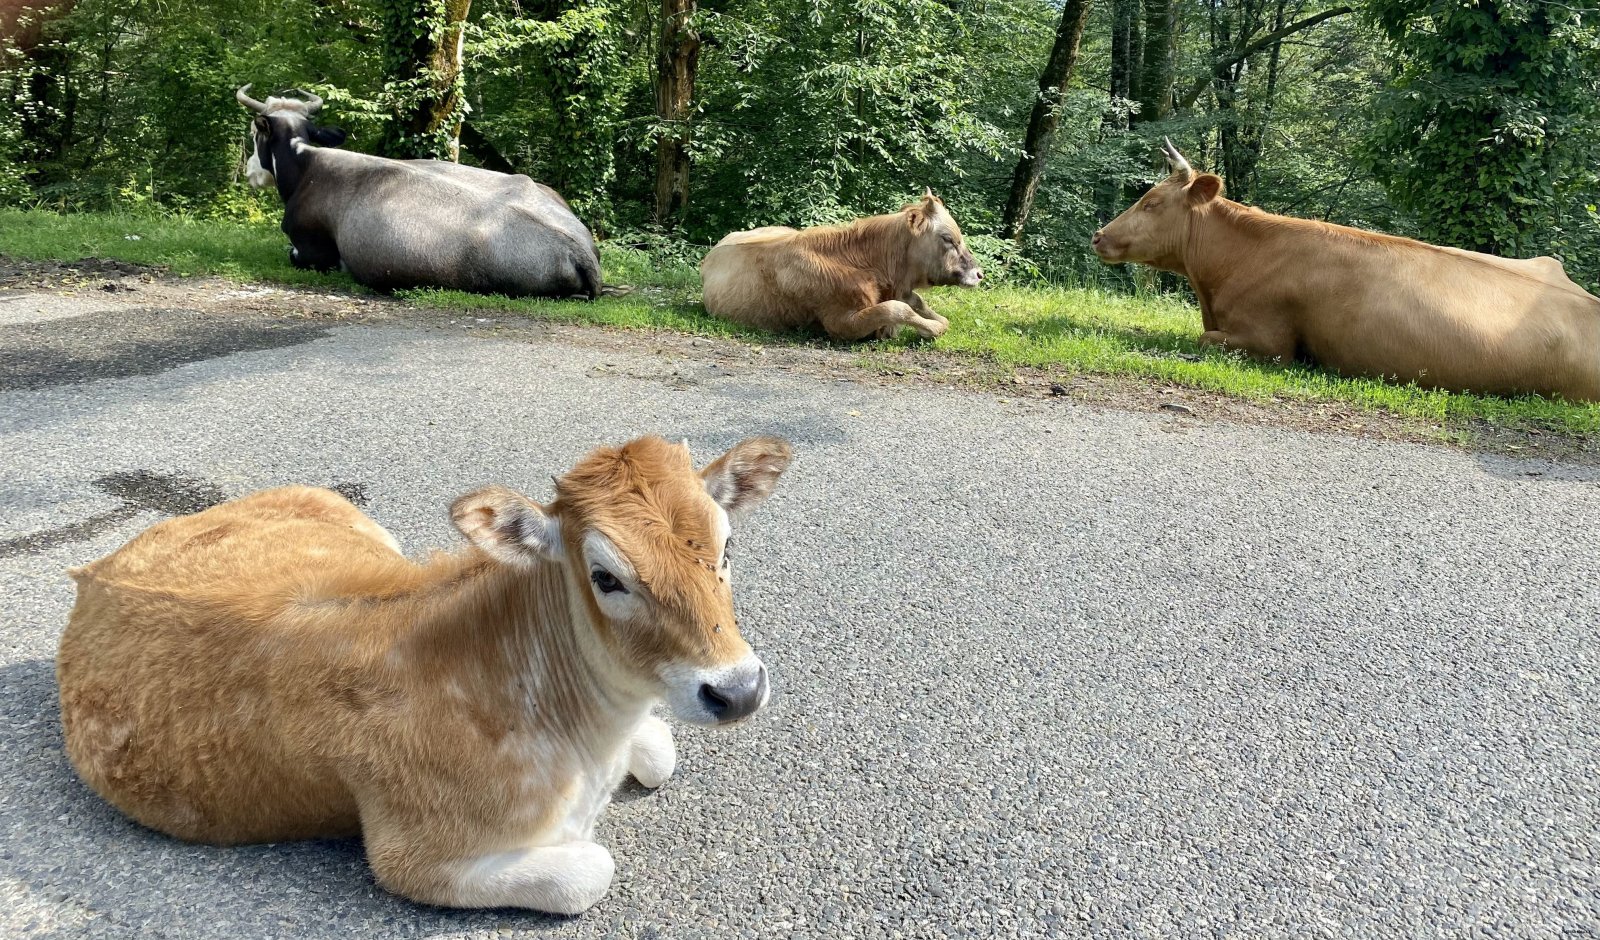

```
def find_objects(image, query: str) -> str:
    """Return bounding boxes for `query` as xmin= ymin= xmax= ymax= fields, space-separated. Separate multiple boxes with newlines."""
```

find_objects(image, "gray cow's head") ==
xmin=236 ymin=85 xmax=347 ymax=200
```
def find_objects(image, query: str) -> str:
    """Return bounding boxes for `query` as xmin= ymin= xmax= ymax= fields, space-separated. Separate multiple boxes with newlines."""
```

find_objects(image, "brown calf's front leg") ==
xmin=902 ymin=291 xmax=949 ymax=331
xmin=822 ymin=300 xmax=947 ymax=342
xmin=627 ymin=713 xmax=675 ymax=788
xmin=363 ymin=814 xmax=616 ymax=914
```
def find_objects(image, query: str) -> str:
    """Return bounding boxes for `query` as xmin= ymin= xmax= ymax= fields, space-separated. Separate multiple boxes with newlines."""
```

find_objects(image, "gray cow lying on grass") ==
xmin=238 ymin=84 xmax=601 ymax=299
xmin=700 ymin=191 xmax=984 ymax=341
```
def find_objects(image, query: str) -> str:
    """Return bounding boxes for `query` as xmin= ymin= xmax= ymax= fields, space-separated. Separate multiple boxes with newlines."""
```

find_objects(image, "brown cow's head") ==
xmin=1093 ymin=139 xmax=1224 ymax=271
xmin=906 ymin=190 xmax=983 ymax=287
xmin=451 ymin=435 xmax=793 ymax=727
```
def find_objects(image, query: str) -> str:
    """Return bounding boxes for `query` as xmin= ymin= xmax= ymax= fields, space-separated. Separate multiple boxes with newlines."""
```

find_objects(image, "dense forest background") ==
xmin=2 ymin=0 xmax=1597 ymax=289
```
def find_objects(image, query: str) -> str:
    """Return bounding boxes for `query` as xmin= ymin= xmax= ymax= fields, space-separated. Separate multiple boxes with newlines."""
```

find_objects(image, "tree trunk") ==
xmin=9 ymin=0 xmax=80 ymax=171
xmin=1172 ymin=6 xmax=1353 ymax=113
xmin=997 ymin=0 xmax=1095 ymax=240
xmin=653 ymin=0 xmax=699 ymax=228
xmin=1132 ymin=0 xmax=1175 ymax=126
xmin=1109 ymin=0 xmax=1138 ymax=108
xmin=382 ymin=0 xmax=473 ymax=160
xmin=1243 ymin=0 xmax=1289 ymax=200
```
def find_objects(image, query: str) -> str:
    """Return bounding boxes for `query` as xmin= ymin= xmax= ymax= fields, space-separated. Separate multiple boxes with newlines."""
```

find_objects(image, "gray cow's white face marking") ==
xmin=242 ymin=98 xmax=318 ymax=189
xmin=246 ymin=146 xmax=274 ymax=188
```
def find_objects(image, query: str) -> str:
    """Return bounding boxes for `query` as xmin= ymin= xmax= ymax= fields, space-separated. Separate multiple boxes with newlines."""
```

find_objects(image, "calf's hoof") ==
xmin=538 ymin=843 xmax=616 ymax=915
xmin=628 ymin=714 xmax=676 ymax=789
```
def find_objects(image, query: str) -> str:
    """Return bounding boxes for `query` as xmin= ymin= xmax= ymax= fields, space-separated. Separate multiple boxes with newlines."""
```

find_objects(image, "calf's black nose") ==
xmin=698 ymin=667 xmax=768 ymax=723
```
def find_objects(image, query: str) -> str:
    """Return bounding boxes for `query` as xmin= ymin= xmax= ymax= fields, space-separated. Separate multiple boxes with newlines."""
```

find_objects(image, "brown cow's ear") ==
xmin=1188 ymin=174 xmax=1224 ymax=205
xmin=451 ymin=486 xmax=562 ymax=565
xmin=702 ymin=436 xmax=794 ymax=520
xmin=907 ymin=206 xmax=930 ymax=234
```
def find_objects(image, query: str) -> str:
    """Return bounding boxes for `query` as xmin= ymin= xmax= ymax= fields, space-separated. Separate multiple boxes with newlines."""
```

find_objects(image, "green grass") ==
xmin=0 ymin=208 xmax=361 ymax=288
xmin=3 ymin=207 xmax=1596 ymax=440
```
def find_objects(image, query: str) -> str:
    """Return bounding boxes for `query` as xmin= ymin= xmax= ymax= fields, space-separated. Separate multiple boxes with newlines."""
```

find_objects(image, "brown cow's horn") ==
xmin=1162 ymin=136 xmax=1193 ymax=177
xmin=236 ymin=84 xmax=268 ymax=113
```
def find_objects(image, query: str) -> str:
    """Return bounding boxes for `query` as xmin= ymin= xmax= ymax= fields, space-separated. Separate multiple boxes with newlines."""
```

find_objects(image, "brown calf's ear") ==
xmin=701 ymin=436 xmax=794 ymax=520
xmin=906 ymin=205 xmax=930 ymax=234
xmin=451 ymin=485 xmax=561 ymax=565
xmin=1188 ymin=174 xmax=1224 ymax=205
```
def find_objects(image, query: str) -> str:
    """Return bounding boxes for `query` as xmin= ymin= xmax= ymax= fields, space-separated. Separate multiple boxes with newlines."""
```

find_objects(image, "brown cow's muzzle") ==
xmin=1091 ymin=230 xmax=1122 ymax=263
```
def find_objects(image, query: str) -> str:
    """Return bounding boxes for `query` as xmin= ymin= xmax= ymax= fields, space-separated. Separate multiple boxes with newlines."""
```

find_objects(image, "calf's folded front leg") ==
xmin=628 ymin=714 xmax=676 ymax=788
xmin=902 ymin=291 xmax=949 ymax=329
xmin=375 ymin=840 xmax=616 ymax=915
xmin=823 ymin=300 xmax=947 ymax=341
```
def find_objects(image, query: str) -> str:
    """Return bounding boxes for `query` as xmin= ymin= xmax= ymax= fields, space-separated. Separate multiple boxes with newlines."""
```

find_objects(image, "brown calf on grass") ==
xmin=57 ymin=435 xmax=793 ymax=914
xmin=1093 ymin=140 xmax=1600 ymax=401
xmin=700 ymin=191 xmax=984 ymax=341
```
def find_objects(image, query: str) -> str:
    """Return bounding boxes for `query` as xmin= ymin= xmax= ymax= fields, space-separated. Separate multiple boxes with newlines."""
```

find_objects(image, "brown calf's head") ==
xmin=1092 ymin=139 xmax=1224 ymax=270
xmin=451 ymin=435 xmax=793 ymax=726
xmin=907 ymin=189 xmax=983 ymax=287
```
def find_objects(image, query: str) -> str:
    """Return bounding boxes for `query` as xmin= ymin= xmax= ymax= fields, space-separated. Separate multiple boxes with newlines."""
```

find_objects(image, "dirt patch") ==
xmin=0 ymin=256 xmax=162 ymax=290
xmin=2 ymin=256 xmax=1593 ymax=465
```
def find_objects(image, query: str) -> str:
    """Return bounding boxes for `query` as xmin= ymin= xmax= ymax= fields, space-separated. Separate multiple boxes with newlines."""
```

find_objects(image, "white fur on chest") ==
xmin=500 ymin=712 xmax=646 ymax=844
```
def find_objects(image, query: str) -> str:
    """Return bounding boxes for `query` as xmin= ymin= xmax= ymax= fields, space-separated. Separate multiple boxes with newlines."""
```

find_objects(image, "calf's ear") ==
xmin=906 ymin=205 xmax=930 ymax=234
xmin=701 ymin=436 xmax=794 ymax=520
xmin=310 ymin=126 xmax=348 ymax=148
xmin=1187 ymin=174 xmax=1224 ymax=205
xmin=451 ymin=486 xmax=562 ymax=565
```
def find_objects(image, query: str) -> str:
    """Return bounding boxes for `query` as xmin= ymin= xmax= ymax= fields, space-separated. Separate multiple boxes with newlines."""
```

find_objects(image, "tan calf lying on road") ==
xmin=57 ymin=435 xmax=794 ymax=914
xmin=1093 ymin=140 xmax=1600 ymax=401
xmin=700 ymin=191 xmax=984 ymax=341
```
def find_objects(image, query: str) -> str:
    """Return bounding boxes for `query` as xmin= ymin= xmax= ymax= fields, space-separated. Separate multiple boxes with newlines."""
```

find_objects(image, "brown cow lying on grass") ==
xmin=57 ymin=435 xmax=793 ymax=914
xmin=1093 ymin=140 xmax=1600 ymax=401
xmin=700 ymin=190 xmax=984 ymax=341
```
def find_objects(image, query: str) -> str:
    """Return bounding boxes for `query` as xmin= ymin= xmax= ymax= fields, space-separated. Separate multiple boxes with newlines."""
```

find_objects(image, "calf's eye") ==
xmin=591 ymin=567 xmax=627 ymax=595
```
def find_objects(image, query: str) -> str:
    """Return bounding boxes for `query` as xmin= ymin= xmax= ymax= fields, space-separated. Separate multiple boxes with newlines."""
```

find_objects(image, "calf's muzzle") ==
xmin=698 ymin=663 xmax=769 ymax=724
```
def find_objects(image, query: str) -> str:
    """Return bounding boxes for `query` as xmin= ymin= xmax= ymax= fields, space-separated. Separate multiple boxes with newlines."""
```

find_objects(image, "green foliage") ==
xmin=0 ymin=0 xmax=1596 ymax=290
xmin=1361 ymin=0 xmax=1600 ymax=258
xmin=471 ymin=0 xmax=631 ymax=229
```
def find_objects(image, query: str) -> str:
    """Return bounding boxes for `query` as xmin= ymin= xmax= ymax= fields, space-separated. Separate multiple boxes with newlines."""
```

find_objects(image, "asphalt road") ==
xmin=2 ymin=288 xmax=1597 ymax=939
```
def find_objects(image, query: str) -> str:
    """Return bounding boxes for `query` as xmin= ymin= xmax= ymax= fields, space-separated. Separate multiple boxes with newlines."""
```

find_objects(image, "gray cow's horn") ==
xmin=291 ymin=88 xmax=323 ymax=112
xmin=236 ymin=84 xmax=268 ymax=113
xmin=1162 ymin=136 xmax=1193 ymax=177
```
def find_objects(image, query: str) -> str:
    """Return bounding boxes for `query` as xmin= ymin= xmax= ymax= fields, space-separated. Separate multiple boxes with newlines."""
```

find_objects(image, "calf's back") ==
xmin=57 ymin=486 xmax=409 ymax=843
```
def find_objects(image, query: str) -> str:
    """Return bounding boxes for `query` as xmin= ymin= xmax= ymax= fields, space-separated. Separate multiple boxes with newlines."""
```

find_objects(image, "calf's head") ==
xmin=451 ymin=435 xmax=793 ymax=726
xmin=1093 ymin=139 xmax=1224 ymax=270
xmin=235 ymin=84 xmax=347 ymax=199
xmin=906 ymin=190 xmax=983 ymax=287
